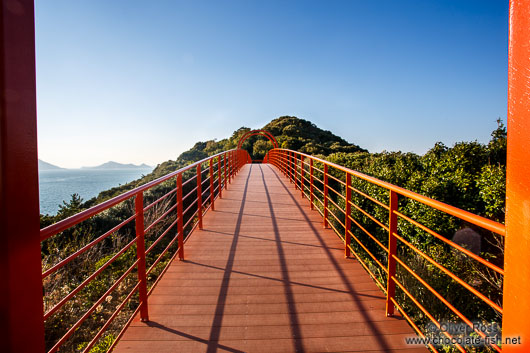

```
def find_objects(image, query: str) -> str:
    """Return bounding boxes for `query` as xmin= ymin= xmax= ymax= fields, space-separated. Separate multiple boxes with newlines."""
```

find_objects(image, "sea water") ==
xmin=39 ymin=168 xmax=153 ymax=215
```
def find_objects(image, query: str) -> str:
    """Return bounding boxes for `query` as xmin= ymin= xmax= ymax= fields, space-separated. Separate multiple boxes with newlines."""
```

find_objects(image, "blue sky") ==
xmin=35 ymin=0 xmax=509 ymax=168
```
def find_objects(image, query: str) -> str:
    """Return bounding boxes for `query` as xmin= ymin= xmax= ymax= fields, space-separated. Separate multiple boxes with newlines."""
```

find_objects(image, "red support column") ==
xmin=503 ymin=0 xmax=530 ymax=351
xmin=0 ymin=1 xmax=46 ymax=351
xmin=135 ymin=193 xmax=149 ymax=322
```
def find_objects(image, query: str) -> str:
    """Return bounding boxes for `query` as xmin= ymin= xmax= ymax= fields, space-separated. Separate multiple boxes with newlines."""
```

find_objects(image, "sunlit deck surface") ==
xmin=114 ymin=164 xmax=427 ymax=353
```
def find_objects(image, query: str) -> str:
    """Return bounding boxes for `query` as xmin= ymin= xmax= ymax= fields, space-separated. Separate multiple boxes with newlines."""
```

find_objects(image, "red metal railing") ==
xmin=40 ymin=149 xmax=250 ymax=353
xmin=266 ymin=148 xmax=505 ymax=353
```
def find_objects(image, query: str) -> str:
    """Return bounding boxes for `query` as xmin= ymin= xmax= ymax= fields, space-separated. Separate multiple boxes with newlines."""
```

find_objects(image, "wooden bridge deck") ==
xmin=114 ymin=164 xmax=427 ymax=353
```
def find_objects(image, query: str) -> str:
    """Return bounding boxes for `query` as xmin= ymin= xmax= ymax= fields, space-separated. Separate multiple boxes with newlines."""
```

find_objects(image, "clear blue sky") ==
xmin=35 ymin=0 xmax=509 ymax=168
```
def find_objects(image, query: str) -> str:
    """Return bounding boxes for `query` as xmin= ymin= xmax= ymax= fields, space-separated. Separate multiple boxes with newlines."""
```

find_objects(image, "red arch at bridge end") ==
xmin=237 ymin=129 xmax=279 ymax=150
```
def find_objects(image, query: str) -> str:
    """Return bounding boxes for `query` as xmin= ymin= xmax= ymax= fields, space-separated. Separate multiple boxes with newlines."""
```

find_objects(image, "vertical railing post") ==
xmin=295 ymin=154 xmax=300 ymax=190
xmin=386 ymin=190 xmax=398 ymax=316
xmin=345 ymin=174 xmax=352 ymax=258
xmin=287 ymin=151 xmax=293 ymax=183
xmin=310 ymin=159 xmax=314 ymax=210
xmin=135 ymin=192 xmax=149 ymax=322
xmin=280 ymin=151 xmax=289 ymax=176
xmin=223 ymin=153 xmax=227 ymax=190
xmin=218 ymin=156 xmax=222 ymax=199
xmin=197 ymin=163 xmax=203 ymax=229
xmin=209 ymin=158 xmax=215 ymax=211
xmin=177 ymin=173 xmax=184 ymax=260
xmin=293 ymin=153 xmax=297 ymax=189
xmin=234 ymin=150 xmax=237 ymax=174
xmin=280 ymin=151 xmax=284 ymax=174
xmin=300 ymin=155 xmax=304 ymax=198
xmin=228 ymin=151 xmax=233 ymax=183
xmin=323 ymin=164 xmax=329 ymax=228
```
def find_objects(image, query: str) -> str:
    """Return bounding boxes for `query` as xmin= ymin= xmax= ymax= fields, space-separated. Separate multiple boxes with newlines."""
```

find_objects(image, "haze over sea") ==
xmin=39 ymin=168 xmax=152 ymax=215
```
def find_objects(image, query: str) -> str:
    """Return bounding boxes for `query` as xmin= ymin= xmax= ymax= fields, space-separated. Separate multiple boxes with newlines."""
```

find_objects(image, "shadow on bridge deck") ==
xmin=114 ymin=164 xmax=427 ymax=353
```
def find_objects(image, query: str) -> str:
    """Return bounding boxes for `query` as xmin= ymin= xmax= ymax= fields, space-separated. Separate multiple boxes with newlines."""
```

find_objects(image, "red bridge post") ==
xmin=0 ymin=1 xmax=46 ymax=351
xmin=135 ymin=193 xmax=149 ymax=321
xmin=503 ymin=0 xmax=530 ymax=350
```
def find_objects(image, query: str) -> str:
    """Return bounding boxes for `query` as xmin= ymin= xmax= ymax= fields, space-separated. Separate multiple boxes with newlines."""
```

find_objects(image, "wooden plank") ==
xmin=114 ymin=164 xmax=427 ymax=353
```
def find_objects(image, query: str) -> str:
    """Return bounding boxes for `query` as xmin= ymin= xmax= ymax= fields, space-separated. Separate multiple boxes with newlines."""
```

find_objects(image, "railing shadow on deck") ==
xmin=265 ymin=165 xmax=395 ymax=352
xmin=205 ymin=165 xmax=253 ymax=353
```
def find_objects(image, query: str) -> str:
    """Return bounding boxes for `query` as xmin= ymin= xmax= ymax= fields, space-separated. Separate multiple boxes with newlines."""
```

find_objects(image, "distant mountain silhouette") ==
xmin=38 ymin=159 xmax=65 ymax=171
xmin=81 ymin=161 xmax=152 ymax=170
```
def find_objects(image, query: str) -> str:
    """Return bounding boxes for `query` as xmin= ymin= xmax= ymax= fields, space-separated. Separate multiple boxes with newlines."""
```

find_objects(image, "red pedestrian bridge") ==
xmin=2 ymin=1 xmax=530 ymax=352
xmin=39 ymin=148 xmax=505 ymax=353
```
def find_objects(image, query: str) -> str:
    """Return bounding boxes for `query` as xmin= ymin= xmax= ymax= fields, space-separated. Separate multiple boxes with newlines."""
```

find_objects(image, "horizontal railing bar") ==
xmin=184 ymin=209 xmax=199 ymax=230
xmin=327 ymin=197 xmax=346 ymax=216
xmin=390 ymin=298 xmax=440 ymax=353
xmin=81 ymin=281 xmax=141 ymax=353
xmin=326 ymin=184 xmax=346 ymax=200
xmin=181 ymin=173 xmax=197 ymax=187
xmin=334 ymin=229 xmax=387 ymax=292
xmin=394 ymin=232 xmax=503 ymax=313
xmin=47 ymin=259 xmax=139 ymax=353
xmin=326 ymin=172 xmax=346 ymax=186
xmin=348 ymin=199 xmax=389 ymax=232
xmin=145 ymin=216 xmax=179 ymax=254
xmin=147 ymin=235 xmax=183 ymax=296
xmin=144 ymin=187 xmax=177 ymax=212
xmin=394 ymin=210 xmax=504 ymax=275
xmin=392 ymin=275 xmax=467 ymax=353
xmin=182 ymin=186 xmax=198 ymax=202
xmin=393 ymin=254 xmax=502 ymax=352
xmin=144 ymin=203 xmax=178 ymax=233
xmin=183 ymin=198 xmax=198 ymax=216
xmin=42 ymin=215 xmax=135 ymax=279
xmin=44 ymin=237 xmax=137 ymax=320
xmin=146 ymin=232 xmax=180 ymax=276
xmin=347 ymin=214 xmax=388 ymax=252
xmin=327 ymin=207 xmax=345 ymax=228
xmin=201 ymin=185 xmax=211 ymax=198
xmin=107 ymin=299 xmax=140 ymax=353
xmin=347 ymin=229 xmax=388 ymax=273
xmin=40 ymin=150 xmax=236 ymax=241
xmin=348 ymin=184 xmax=389 ymax=210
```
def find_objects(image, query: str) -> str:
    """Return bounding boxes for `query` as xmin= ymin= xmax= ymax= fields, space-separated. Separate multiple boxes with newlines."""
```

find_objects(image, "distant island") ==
xmin=38 ymin=159 xmax=65 ymax=171
xmin=38 ymin=159 xmax=152 ymax=171
xmin=81 ymin=161 xmax=152 ymax=170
